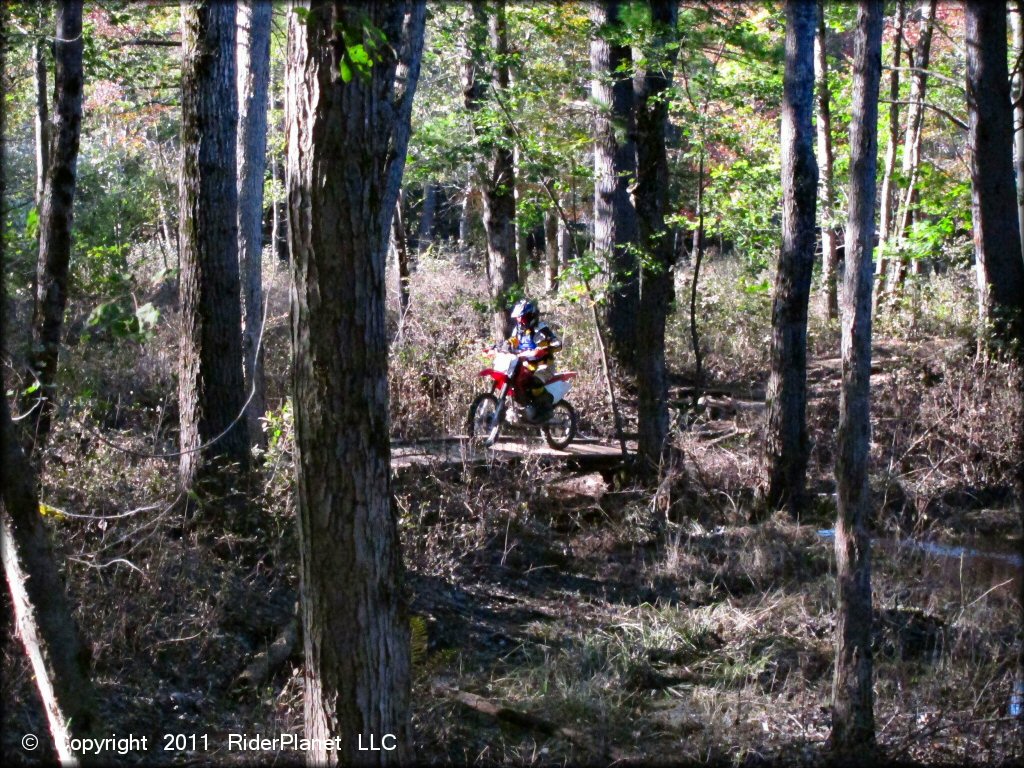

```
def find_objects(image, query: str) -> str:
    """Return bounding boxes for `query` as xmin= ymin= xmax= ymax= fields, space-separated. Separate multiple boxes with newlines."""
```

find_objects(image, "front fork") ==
xmin=485 ymin=383 xmax=509 ymax=447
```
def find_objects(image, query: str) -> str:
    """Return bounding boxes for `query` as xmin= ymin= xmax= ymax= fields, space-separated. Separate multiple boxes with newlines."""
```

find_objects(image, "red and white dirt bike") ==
xmin=467 ymin=346 xmax=578 ymax=449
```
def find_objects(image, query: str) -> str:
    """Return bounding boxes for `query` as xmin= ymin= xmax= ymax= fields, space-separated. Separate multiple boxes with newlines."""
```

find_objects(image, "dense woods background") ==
xmin=1 ymin=1 xmax=1022 ymax=766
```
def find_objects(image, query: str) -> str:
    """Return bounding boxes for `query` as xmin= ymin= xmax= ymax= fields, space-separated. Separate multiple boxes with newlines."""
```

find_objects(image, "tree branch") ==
xmin=879 ymin=98 xmax=967 ymax=131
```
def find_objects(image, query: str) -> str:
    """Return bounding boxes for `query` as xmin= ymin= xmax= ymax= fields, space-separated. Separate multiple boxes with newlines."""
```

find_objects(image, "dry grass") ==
xmin=3 ymin=244 xmax=1020 ymax=766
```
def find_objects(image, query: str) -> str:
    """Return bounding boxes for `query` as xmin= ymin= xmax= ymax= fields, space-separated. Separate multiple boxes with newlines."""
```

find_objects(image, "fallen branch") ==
xmin=432 ymin=682 xmax=627 ymax=761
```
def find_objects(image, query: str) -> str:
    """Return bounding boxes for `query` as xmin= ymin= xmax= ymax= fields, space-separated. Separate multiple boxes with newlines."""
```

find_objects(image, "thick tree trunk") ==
xmin=633 ymin=0 xmax=678 ymax=473
xmin=2 ymin=52 xmax=97 ymax=758
xmin=966 ymin=1 xmax=1024 ymax=350
xmin=815 ymin=0 xmax=839 ymax=321
xmin=285 ymin=2 xmax=425 ymax=763
xmin=237 ymin=0 xmax=271 ymax=450
xmin=592 ymin=0 xmax=640 ymax=370
xmin=762 ymin=0 xmax=819 ymax=515
xmin=831 ymin=0 xmax=882 ymax=754
xmin=1012 ymin=0 xmax=1024 ymax=265
xmin=481 ymin=1 xmax=518 ymax=340
xmin=544 ymin=204 xmax=559 ymax=292
xmin=24 ymin=0 xmax=84 ymax=457
xmin=178 ymin=0 xmax=249 ymax=492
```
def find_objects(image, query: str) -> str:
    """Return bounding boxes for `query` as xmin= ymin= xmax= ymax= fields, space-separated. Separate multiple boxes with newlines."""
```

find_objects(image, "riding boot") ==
xmin=530 ymin=386 xmax=554 ymax=421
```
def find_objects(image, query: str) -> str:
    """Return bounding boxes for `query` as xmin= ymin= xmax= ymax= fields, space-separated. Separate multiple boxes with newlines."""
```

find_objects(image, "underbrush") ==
xmin=3 ymin=243 xmax=1020 ymax=766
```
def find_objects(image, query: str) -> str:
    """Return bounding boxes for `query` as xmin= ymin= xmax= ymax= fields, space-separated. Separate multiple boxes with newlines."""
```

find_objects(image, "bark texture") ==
xmin=178 ymin=0 xmax=249 ymax=491
xmin=591 ymin=0 xmax=639 ymax=370
xmin=633 ymin=0 xmax=678 ymax=473
xmin=762 ymin=0 xmax=819 ymax=514
xmin=25 ymin=0 xmax=83 ymax=455
xmin=285 ymin=2 xmax=425 ymax=763
xmin=814 ymin=0 xmax=839 ymax=321
xmin=965 ymin=0 xmax=1024 ymax=349
xmin=1 ymin=35 xmax=97 ymax=757
xmin=237 ymin=0 xmax=272 ymax=449
xmin=831 ymin=0 xmax=882 ymax=754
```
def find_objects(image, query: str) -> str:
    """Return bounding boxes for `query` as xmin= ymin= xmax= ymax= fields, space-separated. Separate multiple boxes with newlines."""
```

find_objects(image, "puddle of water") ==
xmin=816 ymin=529 xmax=1022 ymax=568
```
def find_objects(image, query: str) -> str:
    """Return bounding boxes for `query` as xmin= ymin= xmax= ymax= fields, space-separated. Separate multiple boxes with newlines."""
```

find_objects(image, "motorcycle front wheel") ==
xmin=542 ymin=401 xmax=576 ymax=449
xmin=467 ymin=393 xmax=502 ymax=446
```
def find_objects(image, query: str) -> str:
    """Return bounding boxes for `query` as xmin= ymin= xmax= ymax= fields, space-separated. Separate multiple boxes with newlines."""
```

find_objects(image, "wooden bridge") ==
xmin=391 ymin=436 xmax=636 ymax=474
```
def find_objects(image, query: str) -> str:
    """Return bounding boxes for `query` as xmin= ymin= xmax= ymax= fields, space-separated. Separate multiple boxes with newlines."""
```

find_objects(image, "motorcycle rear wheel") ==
xmin=467 ymin=393 xmax=502 ymax=445
xmin=542 ymin=401 xmax=576 ymax=449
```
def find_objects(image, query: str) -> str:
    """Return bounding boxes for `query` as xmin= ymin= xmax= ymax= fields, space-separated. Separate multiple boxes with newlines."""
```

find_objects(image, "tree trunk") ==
xmin=544 ymin=204 xmax=559 ymax=292
xmin=966 ymin=0 xmax=1024 ymax=350
xmin=417 ymin=182 xmax=436 ymax=255
xmin=831 ymin=0 xmax=882 ymax=754
xmin=592 ymin=0 xmax=639 ymax=371
xmin=392 ymin=190 xmax=412 ymax=315
xmin=890 ymin=0 xmax=937 ymax=295
xmin=874 ymin=0 xmax=905 ymax=309
xmin=24 ymin=0 xmax=84 ymax=457
xmin=815 ymin=0 xmax=839 ymax=322
xmin=762 ymin=0 xmax=819 ymax=515
xmin=285 ymin=2 xmax=425 ymax=762
xmin=237 ymin=0 xmax=271 ymax=451
xmin=459 ymin=175 xmax=474 ymax=247
xmin=877 ymin=1 xmax=905 ymax=245
xmin=481 ymin=1 xmax=518 ymax=340
xmin=1012 ymin=0 xmax=1024 ymax=265
xmin=178 ymin=0 xmax=249 ymax=492
xmin=633 ymin=0 xmax=678 ymax=473
xmin=33 ymin=34 xmax=49 ymax=213
xmin=1 ymin=52 xmax=97 ymax=757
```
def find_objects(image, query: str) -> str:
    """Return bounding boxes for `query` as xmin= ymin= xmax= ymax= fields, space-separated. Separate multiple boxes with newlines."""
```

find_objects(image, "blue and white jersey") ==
xmin=510 ymin=321 xmax=561 ymax=358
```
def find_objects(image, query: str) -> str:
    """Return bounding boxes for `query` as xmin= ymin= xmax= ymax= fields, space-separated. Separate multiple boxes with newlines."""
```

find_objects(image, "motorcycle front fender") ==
xmin=479 ymin=369 xmax=510 ymax=388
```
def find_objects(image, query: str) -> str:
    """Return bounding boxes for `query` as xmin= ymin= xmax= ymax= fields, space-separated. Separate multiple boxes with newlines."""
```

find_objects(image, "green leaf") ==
xmin=339 ymin=56 xmax=353 ymax=83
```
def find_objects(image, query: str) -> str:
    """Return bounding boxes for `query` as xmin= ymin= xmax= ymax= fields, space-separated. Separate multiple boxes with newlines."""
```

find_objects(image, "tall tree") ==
xmin=762 ymin=0 xmax=819 ymax=514
xmin=481 ymin=1 xmax=518 ymax=339
xmin=965 ymin=0 xmax=1024 ymax=350
xmin=633 ymin=0 xmax=678 ymax=472
xmin=33 ymin=21 xmax=49 ymax=214
xmin=591 ymin=0 xmax=640 ymax=371
xmin=887 ymin=0 xmax=937 ymax=295
xmin=23 ymin=0 xmax=84 ymax=455
xmin=831 ymin=0 xmax=883 ymax=754
xmin=237 ymin=0 xmax=272 ymax=450
xmin=178 ymin=0 xmax=249 ymax=492
xmin=877 ymin=0 xmax=905 ymax=244
xmin=1 ymin=19 xmax=97 ymax=758
xmin=815 ymin=0 xmax=839 ymax=321
xmin=285 ymin=2 xmax=426 ymax=762
xmin=1014 ymin=1 xmax=1024 ymax=264
xmin=462 ymin=1 xmax=517 ymax=340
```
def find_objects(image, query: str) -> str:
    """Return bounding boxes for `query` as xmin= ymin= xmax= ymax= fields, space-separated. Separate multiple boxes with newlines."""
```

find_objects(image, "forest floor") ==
xmin=2 ymin=261 xmax=1022 ymax=766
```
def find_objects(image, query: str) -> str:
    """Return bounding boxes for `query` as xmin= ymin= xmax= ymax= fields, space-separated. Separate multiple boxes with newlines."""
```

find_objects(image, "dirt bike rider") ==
xmin=507 ymin=298 xmax=562 ymax=422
